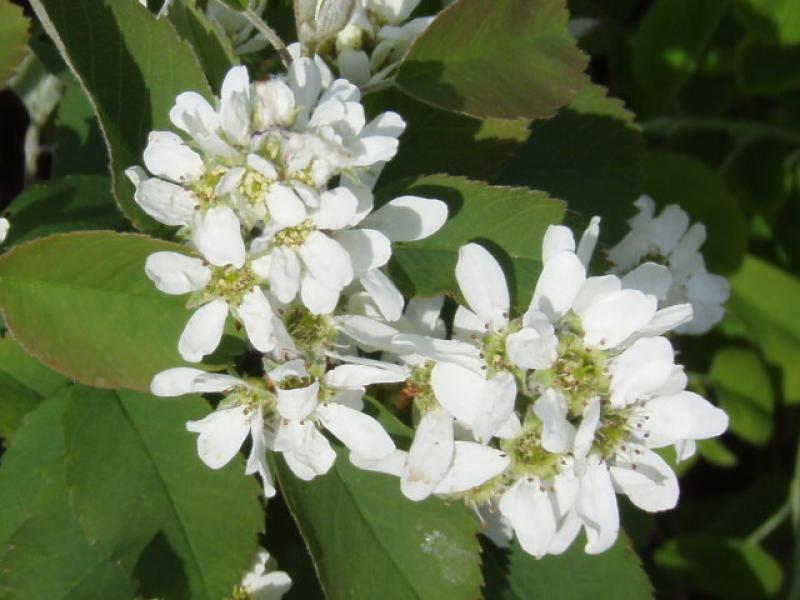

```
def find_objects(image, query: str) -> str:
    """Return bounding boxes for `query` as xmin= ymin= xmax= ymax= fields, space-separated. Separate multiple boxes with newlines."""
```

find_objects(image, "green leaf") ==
xmin=735 ymin=0 xmax=800 ymax=45
xmin=710 ymin=347 xmax=774 ymax=445
xmin=696 ymin=438 xmax=738 ymax=468
xmin=29 ymin=0 xmax=214 ymax=233
xmin=642 ymin=151 xmax=747 ymax=274
xmin=494 ymin=84 xmax=644 ymax=245
xmin=655 ymin=536 xmax=783 ymax=599
xmin=62 ymin=386 xmax=263 ymax=600
xmin=375 ymin=175 xmax=566 ymax=313
xmin=276 ymin=399 xmax=483 ymax=600
xmin=364 ymin=87 xmax=529 ymax=182
xmin=52 ymin=80 xmax=109 ymax=177
xmin=168 ymin=0 xmax=238 ymax=91
xmin=0 ymin=0 xmax=29 ymax=87
xmin=0 ymin=336 xmax=70 ymax=442
xmin=735 ymin=33 xmax=800 ymax=94
xmin=728 ymin=255 xmax=800 ymax=403
xmin=482 ymin=536 xmax=653 ymax=599
xmin=0 ymin=395 xmax=138 ymax=599
xmin=3 ymin=176 xmax=129 ymax=247
xmin=0 ymin=231 xmax=244 ymax=392
xmin=396 ymin=0 xmax=588 ymax=120
xmin=632 ymin=0 xmax=731 ymax=110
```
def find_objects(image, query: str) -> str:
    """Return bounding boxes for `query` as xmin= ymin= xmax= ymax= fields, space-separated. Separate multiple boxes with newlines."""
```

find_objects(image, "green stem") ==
xmin=243 ymin=7 xmax=293 ymax=68
xmin=746 ymin=499 xmax=792 ymax=545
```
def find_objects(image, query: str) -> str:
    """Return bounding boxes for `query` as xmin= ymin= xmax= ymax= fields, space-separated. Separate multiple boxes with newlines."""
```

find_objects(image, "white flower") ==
xmin=207 ymin=0 xmax=268 ymax=56
xmin=333 ymin=0 xmax=435 ymax=87
xmin=151 ymin=368 xmax=278 ymax=497
xmin=0 ymin=217 xmax=9 ymax=243
xmin=608 ymin=195 xmax=730 ymax=334
xmin=145 ymin=250 xmax=278 ymax=362
xmin=238 ymin=548 xmax=292 ymax=600
xmin=269 ymin=357 xmax=401 ymax=479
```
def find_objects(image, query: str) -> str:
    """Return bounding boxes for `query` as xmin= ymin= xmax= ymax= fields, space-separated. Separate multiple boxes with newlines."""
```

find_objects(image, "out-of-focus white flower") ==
xmin=608 ymin=195 xmax=730 ymax=334
xmin=0 ymin=218 xmax=9 ymax=244
xmin=237 ymin=548 xmax=292 ymax=600
xmin=207 ymin=0 xmax=269 ymax=56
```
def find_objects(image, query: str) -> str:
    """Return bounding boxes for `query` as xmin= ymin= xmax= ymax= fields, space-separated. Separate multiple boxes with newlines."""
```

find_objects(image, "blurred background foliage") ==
xmin=0 ymin=0 xmax=799 ymax=598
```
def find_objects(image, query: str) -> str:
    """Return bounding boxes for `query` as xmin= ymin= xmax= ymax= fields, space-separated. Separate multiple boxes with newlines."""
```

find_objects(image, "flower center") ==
xmin=204 ymin=263 xmax=259 ymax=305
xmin=273 ymin=219 xmax=314 ymax=248
xmin=532 ymin=329 xmax=610 ymax=417
xmin=282 ymin=305 xmax=335 ymax=352
xmin=189 ymin=168 xmax=226 ymax=206
xmin=238 ymin=168 xmax=273 ymax=207
xmin=502 ymin=425 xmax=562 ymax=481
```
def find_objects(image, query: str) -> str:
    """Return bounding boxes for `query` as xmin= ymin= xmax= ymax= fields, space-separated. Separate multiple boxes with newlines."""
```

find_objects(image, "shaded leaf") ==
xmin=0 ymin=0 xmax=29 ymax=87
xmin=29 ymin=0 xmax=213 ymax=233
xmin=51 ymin=80 xmax=108 ymax=177
xmin=735 ymin=34 xmax=800 ymax=95
xmin=3 ymin=176 xmax=128 ymax=247
xmin=482 ymin=535 xmax=653 ymax=599
xmin=735 ymin=0 xmax=800 ymax=45
xmin=396 ymin=0 xmax=588 ymax=120
xmin=710 ymin=347 xmax=774 ymax=445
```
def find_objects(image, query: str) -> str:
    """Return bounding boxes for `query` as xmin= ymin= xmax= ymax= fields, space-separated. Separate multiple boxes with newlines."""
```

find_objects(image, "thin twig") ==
xmin=243 ymin=7 xmax=293 ymax=68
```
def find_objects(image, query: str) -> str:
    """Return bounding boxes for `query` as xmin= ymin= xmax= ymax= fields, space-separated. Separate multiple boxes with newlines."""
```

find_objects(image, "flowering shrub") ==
xmin=0 ymin=0 xmax=798 ymax=598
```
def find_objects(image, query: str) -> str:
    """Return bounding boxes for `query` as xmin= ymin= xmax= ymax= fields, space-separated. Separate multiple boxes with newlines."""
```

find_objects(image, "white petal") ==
xmin=652 ymin=204 xmax=690 ymax=255
xmin=151 ymin=367 xmax=207 ymax=396
xmin=312 ymin=187 xmax=359 ymax=230
xmin=325 ymin=363 xmax=408 ymax=388
xmin=317 ymin=403 xmax=395 ymax=459
xmin=362 ymin=110 xmax=406 ymax=138
xmin=279 ymin=421 xmax=336 ymax=480
xmin=145 ymin=251 xmax=211 ymax=295
xmin=276 ymin=381 xmax=320 ymax=420
xmin=299 ymin=231 xmax=354 ymax=290
xmin=359 ymin=269 xmax=404 ymax=322
xmin=169 ymin=91 xmax=219 ymax=137
xmin=350 ymin=449 xmax=407 ymax=476
xmin=610 ymin=336 xmax=675 ymax=408
xmin=245 ymin=407 xmax=277 ymax=498
xmin=215 ymin=167 xmax=245 ymax=197
xmin=129 ymin=174 xmax=197 ymax=226
xmin=246 ymin=153 xmax=279 ymax=180
xmin=533 ymin=389 xmax=575 ymax=453
xmin=571 ymin=275 xmax=620 ymax=315
xmin=574 ymin=398 xmax=601 ymax=459
xmin=473 ymin=372 xmax=517 ymax=444
xmin=499 ymin=478 xmax=557 ymax=558
xmin=506 ymin=319 xmax=558 ymax=370
xmin=433 ymin=442 xmax=510 ymax=494
xmin=219 ymin=65 xmax=251 ymax=145
xmin=192 ymin=206 xmax=246 ymax=267
xmin=236 ymin=286 xmax=276 ymax=352
xmin=401 ymin=409 xmax=454 ymax=501
xmin=456 ymin=244 xmax=509 ymax=331
xmin=430 ymin=362 xmax=482 ymax=426
xmin=287 ymin=56 xmax=322 ymax=113
xmin=685 ymin=270 xmax=730 ymax=304
xmin=179 ymin=299 xmax=229 ymax=362
xmin=403 ymin=296 xmax=445 ymax=337
xmin=300 ymin=273 xmax=341 ymax=314
xmin=392 ymin=334 xmax=482 ymax=372
xmin=644 ymin=391 xmax=728 ymax=447
xmin=530 ymin=251 xmax=586 ymax=322
xmin=579 ymin=289 xmax=658 ymax=349
xmin=266 ymin=184 xmax=307 ymax=227
xmin=336 ymin=229 xmax=391 ymax=273
xmin=143 ymin=131 xmax=204 ymax=183
xmin=334 ymin=314 xmax=400 ymax=352
xmin=269 ymin=359 xmax=310 ymax=382
xmin=361 ymin=196 xmax=448 ymax=242
xmin=351 ymin=135 xmax=399 ymax=166
xmin=191 ymin=372 xmax=246 ymax=393
xmin=542 ymin=225 xmax=575 ymax=263
xmin=621 ymin=262 xmax=672 ymax=299
xmin=640 ymin=304 xmax=694 ymax=337
xmin=452 ymin=306 xmax=487 ymax=341
xmin=254 ymin=78 xmax=295 ymax=128
xmin=576 ymin=216 xmax=601 ymax=268
xmin=576 ymin=460 xmax=619 ymax=554
xmin=548 ymin=510 xmax=582 ymax=555
xmin=186 ymin=406 xmax=250 ymax=469
xmin=611 ymin=446 xmax=679 ymax=512
xmin=338 ymin=48 xmax=372 ymax=86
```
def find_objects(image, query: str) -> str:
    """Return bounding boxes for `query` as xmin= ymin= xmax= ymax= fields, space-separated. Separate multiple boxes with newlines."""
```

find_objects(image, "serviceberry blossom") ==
xmin=332 ymin=0 xmax=435 ymax=87
xmin=234 ymin=547 xmax=292 ymax=600
xmin=0 ymin=218 xmax=9 ymax=244
xmin=608 ymin=195 xmax=731 ymax=334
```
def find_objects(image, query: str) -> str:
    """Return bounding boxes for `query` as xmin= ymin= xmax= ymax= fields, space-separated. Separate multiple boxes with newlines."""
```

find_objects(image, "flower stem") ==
xmin=243 ymin=8 xmax=293 ymax=68
xmin=746 ymin=499 xmax=791 ymax=545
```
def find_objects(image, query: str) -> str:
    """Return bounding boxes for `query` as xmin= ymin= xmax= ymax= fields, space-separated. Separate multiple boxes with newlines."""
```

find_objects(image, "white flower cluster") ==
xmin=325 ymin=0 xmax=434 ymax=87
xmin=234 ymin=547 xmax=292 ymax=600
xmin=338 ymin=220 xmax=729 ymax=558
xmin=129 ymin=54 xmax=730 ymax=560
xmin=608 ymin=195 xmax=731 ymax=334
xmin=129 ymin=61 xmax=447 ymax=497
